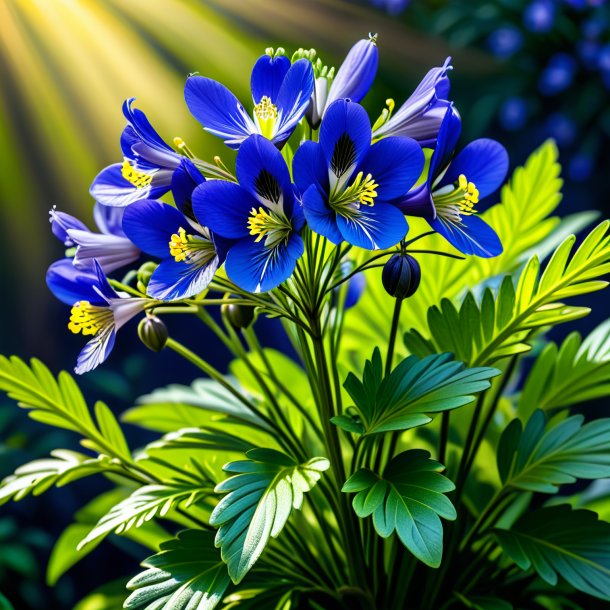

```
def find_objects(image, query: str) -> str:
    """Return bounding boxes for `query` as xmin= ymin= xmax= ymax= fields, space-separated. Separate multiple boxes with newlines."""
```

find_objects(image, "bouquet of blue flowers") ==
xmin=2 ymin=35 xmax=610 ymax=610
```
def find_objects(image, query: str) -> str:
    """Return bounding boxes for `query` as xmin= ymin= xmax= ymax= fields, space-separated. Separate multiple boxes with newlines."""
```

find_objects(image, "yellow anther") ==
xmin=121 ymin=160 xmax=153 ymax=188
xmin=168 ymin=227 xmax=216 ymax=265
xmin=68 ymin=301 xmax=112 ymax=336
xmin=254 ymin=96 xmax=278 ymax=139
xmin=247 ymin=207 xmax=291 ymax=248
xmin=434 ymin=174 xmax=480 ymax=222
xmin=331 ymin=171 xmax=378 ymax=216
xmin=169 ymin=227 xmax=190 ymax=262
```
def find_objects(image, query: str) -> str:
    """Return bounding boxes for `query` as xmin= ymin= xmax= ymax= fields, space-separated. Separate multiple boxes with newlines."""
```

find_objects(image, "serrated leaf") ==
xmin=210 ymin=449 xmax=329 ymax=584
xmin=342 ymin=450 xmax=456 ymax=567
xmin=124 ymin=530 xmax=229 ymax=610
xmin=343 ymin=349 xmax=499 ymax=435
xmin=496 ymin=410 xmax=610 ymax=493
xmin=495 ymin=505 xmax=610 ymax=600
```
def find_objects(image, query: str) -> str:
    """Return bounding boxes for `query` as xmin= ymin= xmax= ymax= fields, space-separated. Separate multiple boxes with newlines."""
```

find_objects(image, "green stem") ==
xmin=385 ymin=298 xmax=403 ymax=375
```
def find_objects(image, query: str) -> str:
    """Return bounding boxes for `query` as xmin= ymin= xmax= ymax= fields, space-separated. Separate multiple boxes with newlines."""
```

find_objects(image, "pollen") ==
xmin=254 ymin=96 xmax=278 ymax=139
xmin=330 ymin=171 xmax=379 ymax=218
xmin=68 ymin=301 xmax=112 ymax=336
xmin=169 ymin=227 xmax=190 ymax=262
xmin=434 ymin=174 xmax=480 ymax=223
xmin=121 ymin=160 xmax=153 ymax=189
xmin=247 ymin=207 xmax=292 ymax=248
xmin=168 ymin=227 xmax=216 ymax=265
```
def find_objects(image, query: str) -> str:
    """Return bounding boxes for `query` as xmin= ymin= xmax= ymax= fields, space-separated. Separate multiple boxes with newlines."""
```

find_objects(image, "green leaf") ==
xmin=495 ymin=505 xmax=610 ymax=601
xmin=0 ymin=592 xmax=14 ymax=610
xmin=496 ymin=410 xmax=610 ymax=493
xmin=518 ymin=320 xmax=610 ymax=419
xmin=78 ymin=482 xmax=213 ymax=550
xmin=342 ymin=450 xmax=456 ymax=567
xmin=73 ymin=578 xmax=131 ymax=610
xmin=455 ymin=593 xmax=513 ymax=610
xmin=125 ymin=530 xmax=230 ymax=610
xmin=210 ymin=448 xmax=329 ymax=584
xmin=0 ymin=449 xmax=106 ymax=505
xmin=405 ymin=221 xmax=610 ymax=366
xmin=342 ymin=349 xmax=499 ymax=435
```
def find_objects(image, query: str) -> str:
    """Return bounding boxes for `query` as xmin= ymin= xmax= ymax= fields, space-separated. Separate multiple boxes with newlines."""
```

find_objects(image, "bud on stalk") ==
xmin=221 ymin=303 xmax=256 ymax=329
xmin=382 ymin=253 xmax=421 ymax=299
xmin=138 ymin=314 xmax=168 ymax=352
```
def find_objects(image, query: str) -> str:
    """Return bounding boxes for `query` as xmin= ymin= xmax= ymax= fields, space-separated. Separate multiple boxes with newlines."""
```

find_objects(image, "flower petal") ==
xmin=320 ymin=99 xmax=372 ymax=187
xmin=75 ymin=327 xmax=116 ymax=375
xmin=436 ymin=139 xmax=509 ymax=199
xmin=46 ymin=259 xmax=106 ymax=306
xmin=94 ymin=203 xmax=127 ymax=237
xmin=148 ymin=255 xmax=220 ymax=301
xmin=226 ymin=234 xmax=303 ymax=293
xmin=429 ymin=105 xmax=462 ymax=180
xmin=393 ymin=183 xmax=436 ymax=219
xmin=171 ymin=158 xmax=205 ymax=219
xmin=359 ymin=136 xmax=425 ymax=201
xmin=325 ymin=37 xmax=378 ymax=109
xmin=336 ymin=202 xmax=408 ymax=250
xmin=184 ymin=76 xmax=257 ymax=149
xmin=122 ymin=200 xmax=186 ymax=258
xmin=292 ymin=141 xmax=329 ymax=195
xmin=49 ymin=208 xmax=90 ymax=246
xmin=192 ymin=180 xmax=258 ymax=239
xmin=272 ymin=59 xmax=315 ymax=146
xmin=301 ymin=184 xmax=343 ymax=245
xmin=429 ymin=214 xmax=502 ymax=258
xmin=251 ymin=54 xmax=291 ymax=104
xmin=69 ymin=230 xmax=140 ymax=274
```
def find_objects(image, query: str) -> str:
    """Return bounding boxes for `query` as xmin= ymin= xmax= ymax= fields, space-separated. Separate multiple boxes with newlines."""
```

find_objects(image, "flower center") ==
xmin=121 ymin=160 xmax=153 ymax=188
xmin=434 ymin=174 xmax=479 ymax=222
xmin=329 ymin=171 xmax=378 ymax=219
xmin=254 ymin=96 xmax=278 ymax=139
xmin=247 ymin=207 xmax=292 ymax=249
xmin=68 ymin=301 xmax=112 ymax=336
xmin=169 ymin=227 xmax=216 ymax=265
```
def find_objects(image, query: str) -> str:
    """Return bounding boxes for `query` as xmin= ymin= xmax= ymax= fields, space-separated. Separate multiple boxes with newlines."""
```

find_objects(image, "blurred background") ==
xmin=1 ymin=0 xmax=609 ymax=608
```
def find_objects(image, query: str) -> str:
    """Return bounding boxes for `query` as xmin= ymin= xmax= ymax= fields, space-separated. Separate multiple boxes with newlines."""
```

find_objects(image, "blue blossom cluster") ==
xmin=46 ymin=36 xmax=507 ymax=374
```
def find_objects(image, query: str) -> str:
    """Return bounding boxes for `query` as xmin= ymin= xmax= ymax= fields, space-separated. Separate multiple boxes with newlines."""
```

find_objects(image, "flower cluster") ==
xmin=47 ymin=35 xmax=507 ymax=374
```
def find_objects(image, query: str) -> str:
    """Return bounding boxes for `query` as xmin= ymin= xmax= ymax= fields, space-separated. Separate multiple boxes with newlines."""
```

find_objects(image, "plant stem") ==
xmin=385 ymin=298 xmax=403 ymax=375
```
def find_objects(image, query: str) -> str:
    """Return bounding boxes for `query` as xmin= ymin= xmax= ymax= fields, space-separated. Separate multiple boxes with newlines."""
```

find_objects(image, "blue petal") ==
xmin=430 ymin=214 xmax=502 ymax=258
xmin=192 ymin=180 xmax=257 ymax=239
xmin=122 ymin=200 xmax=185 ymax=258
xmin=429 ymin=105 xmax=462 ymax=180
xmin=393 ymin=183 xmax=436 ymax=219
xmin=75 ymin=328 xmax=116 ymax=375
xmin=94 ymin=203 xmax=126 ymax=237
xmin=46 ymin=259 xmax=106 ymax=305
xmin=122 ymin=98 xmax=173 ymax=153
xmin=148 ymin=255 xmax=220 ymax=301
xmin=226 ymin=234 xmax=303 ymax=293
xmin=325 ymin=38 xmax=378 ymax=108
xmin=272 ymin=59 xmax=315 ymax=147
xmin=358 ymin=136 xmax=425 ymax=201
xmin=436 ymin=139 xmax=509 ymax=199
xmin=91 ymin=260 xmax=120 ymax=302
xmin=49 ymin=209 xmax=90 ymax=246
xmin=171 ymin=158 xmax=205 ymax=218
xmin=301 ymin=185 xmax=343 ymax=245
xmin=292 ymin=141 xmax=329 ymax=195
xmin=251 ymin=54 xmax=291 ymax=104
xmin=69 ymin=230 xmax=140 ymax=274
xmin=320 ymin=100 xmax=371 ymax=185
xmin=345 ymin=272 xmax=366 ymax=309
xmin=89 ymin=164 xmax=171 ymax=207
xmin=336 ymin=202 xmax=408 ymax=250
xmin=184 ymin=76 xmax=257 ymax=149
xmin=236 ymin=135 xmax=294 ymax=214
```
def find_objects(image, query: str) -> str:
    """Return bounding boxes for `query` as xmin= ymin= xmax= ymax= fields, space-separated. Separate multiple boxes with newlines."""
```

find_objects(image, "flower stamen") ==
xmin=434 ymin=173 xmax=479 ymax=223
xmin=247 ymin=207 xmax=292 ymax=248
xmin=329 ymin=171 xmax=379 ymax=219
xmin=68 ymin=301 xmax=112 ymax=336
xmin=169 ymin=227 xmax=216 ymax=265
xmin=254 ymin=96 xmax=278 ymax=139
xmin=121 ymin=160 xmax=153 ymax=188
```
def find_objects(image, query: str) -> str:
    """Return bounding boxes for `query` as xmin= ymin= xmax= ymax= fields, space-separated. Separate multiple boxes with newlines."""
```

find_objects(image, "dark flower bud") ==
xmin=138 ymin=315 xmax=168 ymax=352
xmin=136 ymin=261 xmax=158 ymax=294
xmin=382 ymin=253 xmax=421 ymax=299
xmin=221 ymin=303 xmax=256 ymax=329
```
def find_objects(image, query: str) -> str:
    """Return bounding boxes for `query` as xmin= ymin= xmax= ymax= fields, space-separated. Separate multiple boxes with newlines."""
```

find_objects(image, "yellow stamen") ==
xmin=68 ymin=301 xmax=112 ymax=336
xmin=247 ymin=207 xmax=292 ymax=248
xmin=330 ymin=171 xmax=379 ymax=219
xmin=254 ymin=96 xmax=278 ymax=139
xmin=434 ymin=173 xmax=480 ymax=222
xmin=168 ymin=227 xmax=216 ymax=264
xmin=121 ymin=160 xmax=153 ymax=188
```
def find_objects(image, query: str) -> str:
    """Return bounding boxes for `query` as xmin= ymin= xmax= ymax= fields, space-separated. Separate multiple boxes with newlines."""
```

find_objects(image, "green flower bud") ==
xmin=138 ymin=314 xmax=168 ymax=352
xmin=136 ymin=261 xmax=158 ymax=294
xmin=221 ymin=303 xmax=256 ymax=329
xmin=382 ymin=253 xmax=421 ymax=299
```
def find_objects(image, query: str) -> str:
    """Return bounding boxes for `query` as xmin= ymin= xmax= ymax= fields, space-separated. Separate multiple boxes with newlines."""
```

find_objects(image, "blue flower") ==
xmin=184 ymin=51 xmax=314 ymax=150
xmin=50 ymin=203 xmax=140 ymax=273
xmin=498 ymin=97 xmax=528 ymax=131
xmin=487 ymin=26 xmax=524 ymax=59
xmin=523 ymin=0 xmax=556 ymax=33
xmin=90 ymin=99 xmax=182 ymax=207
xmin=293 ymin=99 xmax=424 ymax=250
xmin=372 ymin=57 xmax=453 ymax=147
xmin=192 ymin=135 xmax=304 ymax=293
xmin=396 ymin=107 xmax=507 ymax=258
xmin=122 ymin=159 xmax=226 ymax=301
xmin=539 ymin=53 xmax=578 ymax=95
xmin=46 ymin=259 xmax=147 ymax=374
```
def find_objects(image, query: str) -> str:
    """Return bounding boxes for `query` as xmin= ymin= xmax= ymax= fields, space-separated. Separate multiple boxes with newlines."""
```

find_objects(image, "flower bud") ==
xmin=221 ymin=303 xmax=256 ymax=329
xmin=136 ymin=261 xmax=158 ymax=294
xmin=138 ymin=315 xmax=168 ymax=352
xmin=382 ymin=254 xmax=421 ymax=299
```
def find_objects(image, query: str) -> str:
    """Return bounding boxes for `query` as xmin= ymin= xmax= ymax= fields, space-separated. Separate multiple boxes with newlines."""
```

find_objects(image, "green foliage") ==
xmin=337 ymin=349 xmax=499 ymax=435
xmin=0 ymin=356 xmax=130 ymax=460
xmin=210 ymin=449 xmax=329 ymax=584
xmin=517 ymin=320 xmax=610 ymax=419
xmin=497 ymin=411 xmax=610 ymax=493
xmin=405 ymin=221 xmax=610 ymax=366
xmin=495 ymin=506 xmax=610 ymax=601
xmin=342 ymin=450 xmax=456 ymax=567
xmin=125 ymin=530 xmax=230 ymax=610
